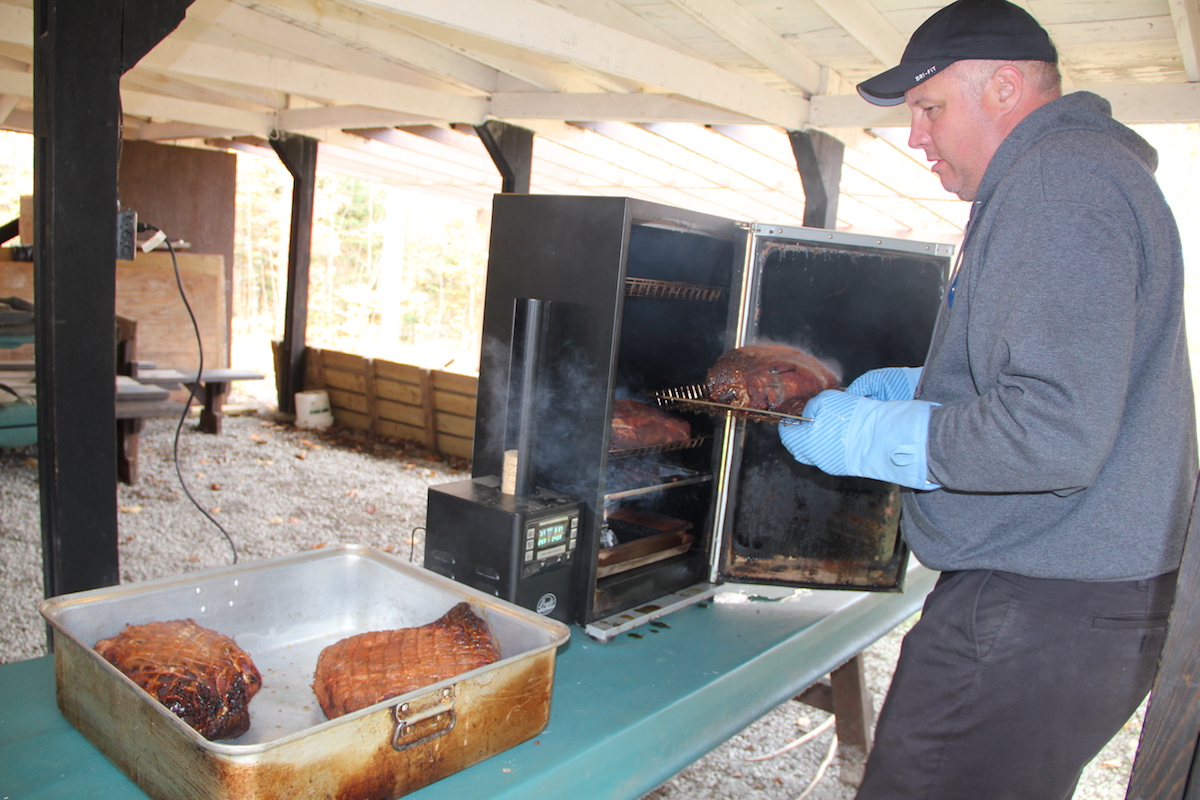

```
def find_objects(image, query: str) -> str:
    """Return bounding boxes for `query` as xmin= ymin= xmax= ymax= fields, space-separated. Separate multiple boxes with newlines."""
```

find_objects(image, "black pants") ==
xmin=855 ymin=568 xmax=1177 ymax=800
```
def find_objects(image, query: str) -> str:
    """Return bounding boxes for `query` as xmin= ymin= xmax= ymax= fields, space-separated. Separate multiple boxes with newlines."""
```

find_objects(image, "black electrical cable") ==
xmin=138 ymin=223 xmax=239 ymax=564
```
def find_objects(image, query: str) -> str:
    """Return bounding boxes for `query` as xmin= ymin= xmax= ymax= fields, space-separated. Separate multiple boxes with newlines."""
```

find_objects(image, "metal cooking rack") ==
xmin=608 ymin=435 xmax=711 ymax=460
xmin=624 ymin=277 xmax=727 ymax=302
xmin=652 ymin=384 xmax=812 ymax=423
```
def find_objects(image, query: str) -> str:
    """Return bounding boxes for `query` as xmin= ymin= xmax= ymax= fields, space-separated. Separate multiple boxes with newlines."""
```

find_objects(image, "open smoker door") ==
xmin=717 ymin=226 xmax=951 ymax=591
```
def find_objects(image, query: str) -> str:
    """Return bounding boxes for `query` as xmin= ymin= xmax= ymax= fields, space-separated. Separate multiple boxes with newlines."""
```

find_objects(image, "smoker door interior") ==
xmin=720 ymin=232 xmax=950 ymax=590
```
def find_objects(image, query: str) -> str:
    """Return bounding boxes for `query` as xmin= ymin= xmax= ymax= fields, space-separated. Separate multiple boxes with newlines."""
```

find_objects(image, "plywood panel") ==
xmin=0 ymin=250 xmax=227 ymax=371
xmin=115 ymin=252 xmax=227 ymax=370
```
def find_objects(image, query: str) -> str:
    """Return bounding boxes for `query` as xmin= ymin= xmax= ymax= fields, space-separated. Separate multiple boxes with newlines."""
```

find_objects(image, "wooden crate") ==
xmin=305 ymin=347 xmax=477 ymax=461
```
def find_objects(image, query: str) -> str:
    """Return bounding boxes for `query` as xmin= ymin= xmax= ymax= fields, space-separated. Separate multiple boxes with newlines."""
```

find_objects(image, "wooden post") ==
xmin=788 ymin=129 xmax=845 ymax=230
xmin=32 ymin=0 xmax=189 ymax=600
xmin=364 ymin=358 xmax=380 ymax=433
xmin=270 ymin=133 xmax=318 ymax=415
xmin=420 ymin=369 xmax=438 ymax=453
xmin=475 ymin=120 xmax=534 ymax=194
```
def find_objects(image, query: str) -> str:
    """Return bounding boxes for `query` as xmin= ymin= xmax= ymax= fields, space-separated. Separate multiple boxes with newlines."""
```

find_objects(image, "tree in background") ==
xmin=233 ymin=151 xmax=489 ymax=376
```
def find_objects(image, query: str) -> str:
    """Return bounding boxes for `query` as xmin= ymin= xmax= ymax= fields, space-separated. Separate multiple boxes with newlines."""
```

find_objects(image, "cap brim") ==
xmin=857 ymin=58 xmax=959 ymax=106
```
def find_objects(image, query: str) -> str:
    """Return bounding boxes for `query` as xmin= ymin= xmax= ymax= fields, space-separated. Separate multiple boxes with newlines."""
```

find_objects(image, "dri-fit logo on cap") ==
xmin=915 ymin=65 xmax=940 ymax=81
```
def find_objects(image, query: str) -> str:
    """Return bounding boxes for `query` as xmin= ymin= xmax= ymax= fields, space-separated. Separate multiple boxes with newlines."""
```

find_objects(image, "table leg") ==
xmin=793 ymin=653 xmax=875 ymax=785
xmin=116 ymin=417 xmax=143 ymax=485
xmin=195 ymin=381 xmax=231 ymax=434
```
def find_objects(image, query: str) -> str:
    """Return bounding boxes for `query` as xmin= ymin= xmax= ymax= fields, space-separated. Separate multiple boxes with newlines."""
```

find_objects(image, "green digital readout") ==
xmin=537 ymin=522 xmax=567 ymax=549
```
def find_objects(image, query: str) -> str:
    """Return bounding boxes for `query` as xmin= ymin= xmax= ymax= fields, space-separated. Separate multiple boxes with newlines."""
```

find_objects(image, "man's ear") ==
xmin=991 ymin=64 xmax=1024 ymax=112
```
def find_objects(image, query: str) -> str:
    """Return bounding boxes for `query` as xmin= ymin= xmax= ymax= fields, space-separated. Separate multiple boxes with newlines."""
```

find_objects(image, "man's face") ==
xmin=905 ymin=65 xmax=1001 ymax=202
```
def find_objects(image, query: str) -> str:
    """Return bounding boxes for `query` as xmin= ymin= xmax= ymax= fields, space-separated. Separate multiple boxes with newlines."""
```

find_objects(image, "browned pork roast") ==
xmin=706 ymin=345 xmax=839 ymax=416
xmin=312 ymin=602 xmax=501 ymax=719
xmin=610 ymin=398 xmax=692 ymax=450
xmin=94 ymin=619 xmax=263 ymax=740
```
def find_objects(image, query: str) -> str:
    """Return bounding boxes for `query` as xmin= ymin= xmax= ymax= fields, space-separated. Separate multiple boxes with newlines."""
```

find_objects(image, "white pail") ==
xmin=295 ymin=390 xmax=334 ymax=429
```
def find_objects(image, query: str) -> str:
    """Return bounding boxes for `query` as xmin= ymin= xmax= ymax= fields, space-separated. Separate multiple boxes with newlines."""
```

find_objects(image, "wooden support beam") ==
xmin=475 ymin=119 xmax=533 ymax=194
xmin=32 ymin=0 xmax=189 ymax=602
xmin=788 ymin=129 xmax=845 ymax=230
xmin=270 ymin=133 xmax=318 ymax=415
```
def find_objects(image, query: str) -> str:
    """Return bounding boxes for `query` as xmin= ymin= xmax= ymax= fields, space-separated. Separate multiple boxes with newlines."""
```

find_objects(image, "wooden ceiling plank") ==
xmin=352 ymin=126 xmax=497 ymax=171
xmin=140 ymin=39 xmax=489 ymax=124
xmin=238 ymin=0 xmax=505 ymax=92
xmin=0 ymin=4 xmax=32 ymax=48
xmin=644 ymin=121 xmax=806 ymax=191
xmin=279 ymin=105 xmax=439 ymax=130
xmin=186 ymin=0 xmax=468 ymax=93
xmin=661 ymin=0 xmax=824 ymax=93
xmin=582 ymin=121 xmax=771 ymax=191
xmin=120 ymin=88 xmax=272 ymax=133
xmin=808 ymin=0 xmax=905 ymax=68
xmin=491 ymin=91 xmax=758 ymax=123
xmin=354 ymin=0 xmax=810 ymax=127
xmin=348 ymin=6 xmax=623 ymax=92
xmin=1167 ymin=0 xmax=1200 ymax=81
xmin=538 ymin=0 xmax=709 ymax=59
xmin=122 ymin=68 xmax=275 ymax=113
xmin=0 ymin=67 xmax=30 ymax=97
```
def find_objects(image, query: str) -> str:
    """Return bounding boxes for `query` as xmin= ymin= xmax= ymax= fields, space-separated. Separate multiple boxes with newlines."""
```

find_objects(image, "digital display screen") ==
xmin=537 ymin=522 xmax=567 ymax=549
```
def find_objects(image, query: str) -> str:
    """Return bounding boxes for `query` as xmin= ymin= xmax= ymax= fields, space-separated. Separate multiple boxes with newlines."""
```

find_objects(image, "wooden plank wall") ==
xmin=304 ymin=347 xmax=477 ymax=461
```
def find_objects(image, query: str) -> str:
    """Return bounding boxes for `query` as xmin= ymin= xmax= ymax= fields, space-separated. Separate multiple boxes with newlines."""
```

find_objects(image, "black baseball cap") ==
xmin=857 ymin=0 xmax=1057 ymax=106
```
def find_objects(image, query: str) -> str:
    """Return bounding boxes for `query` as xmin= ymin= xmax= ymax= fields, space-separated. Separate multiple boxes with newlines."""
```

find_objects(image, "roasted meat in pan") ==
xmin=610 ymin=398 xmax=692 ymax=450
xmin=312 ymin=602 xmax=501 ymax=719
xmin=94 ymin=619 xmax=262 ymax=740
xmin=706 ymin=345 xmax=839 ymax=416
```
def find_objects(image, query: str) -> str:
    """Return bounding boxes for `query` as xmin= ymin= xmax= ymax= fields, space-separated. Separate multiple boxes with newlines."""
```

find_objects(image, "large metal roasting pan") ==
xmin=40 ymin=544 xmax=569 ymax=800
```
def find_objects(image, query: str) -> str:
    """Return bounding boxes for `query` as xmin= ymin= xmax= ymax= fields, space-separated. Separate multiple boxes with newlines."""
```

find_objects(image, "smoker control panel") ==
xmin=523 ymin=510 xmax=580 ymax=573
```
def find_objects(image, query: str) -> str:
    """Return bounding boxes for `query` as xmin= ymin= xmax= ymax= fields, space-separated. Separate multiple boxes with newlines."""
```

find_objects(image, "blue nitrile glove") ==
xmin=779 ymin=390 xmax=941 ymax=490
xmin=846 ymin=366 xmax=922 ymax=402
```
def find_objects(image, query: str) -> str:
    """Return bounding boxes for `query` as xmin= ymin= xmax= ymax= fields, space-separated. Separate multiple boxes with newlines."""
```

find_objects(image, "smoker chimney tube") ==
xmin=512 ymin=298 xmax=549 ymax=496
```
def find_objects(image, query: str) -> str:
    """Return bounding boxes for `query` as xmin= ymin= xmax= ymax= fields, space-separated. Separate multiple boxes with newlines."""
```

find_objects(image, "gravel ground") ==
xmin=0 ymin=395 xmax=1143 ymax=799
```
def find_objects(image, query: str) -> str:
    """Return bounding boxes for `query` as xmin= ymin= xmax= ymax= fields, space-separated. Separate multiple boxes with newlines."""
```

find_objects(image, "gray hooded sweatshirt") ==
xmin=903 ymin=90 xmax=1198 ymax=581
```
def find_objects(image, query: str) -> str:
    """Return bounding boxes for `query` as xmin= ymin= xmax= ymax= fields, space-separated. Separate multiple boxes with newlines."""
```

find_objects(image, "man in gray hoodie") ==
xmin=779 ymin=1 xmax=1197 ymax=797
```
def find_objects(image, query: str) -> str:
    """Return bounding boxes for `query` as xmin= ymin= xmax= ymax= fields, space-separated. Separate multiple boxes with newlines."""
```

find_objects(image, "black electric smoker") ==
xmin=425 ymin=297 xmax=584 ymax=623
xmin=425 ymin=195 xmax=952 ymax=639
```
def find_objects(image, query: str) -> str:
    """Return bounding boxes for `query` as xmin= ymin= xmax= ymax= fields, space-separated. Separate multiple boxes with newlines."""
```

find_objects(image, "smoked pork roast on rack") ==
xmin=706 ymin=345 xmax=839 ymax=416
